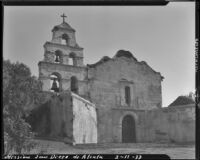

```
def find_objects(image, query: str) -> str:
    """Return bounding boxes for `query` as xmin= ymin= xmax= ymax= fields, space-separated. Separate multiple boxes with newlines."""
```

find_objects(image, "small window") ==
xmin=125 ymin=86 xmax=131 ymax=105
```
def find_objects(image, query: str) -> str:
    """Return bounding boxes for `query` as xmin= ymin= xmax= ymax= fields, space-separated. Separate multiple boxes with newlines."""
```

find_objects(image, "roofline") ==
xmin=52 ymin=27 xmax=76 ymax=32
xmin=87 ymin=52 xmax=163 ymax=79
xmin=43 ymin=41 xmax=84 ymax=50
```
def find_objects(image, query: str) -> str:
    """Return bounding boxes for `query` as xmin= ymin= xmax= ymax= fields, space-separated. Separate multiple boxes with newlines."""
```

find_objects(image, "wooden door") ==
xmin=122 ymin=115 xmax=136 ymax=143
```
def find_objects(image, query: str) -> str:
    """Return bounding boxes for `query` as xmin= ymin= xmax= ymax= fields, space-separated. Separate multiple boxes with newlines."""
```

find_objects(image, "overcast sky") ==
xmin=3 ymin=2 xmax=195 ymax=107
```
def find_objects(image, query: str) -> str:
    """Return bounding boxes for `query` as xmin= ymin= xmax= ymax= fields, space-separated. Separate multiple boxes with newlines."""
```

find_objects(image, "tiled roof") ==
xmin=168 ymin=96 xmax=195 ymax=107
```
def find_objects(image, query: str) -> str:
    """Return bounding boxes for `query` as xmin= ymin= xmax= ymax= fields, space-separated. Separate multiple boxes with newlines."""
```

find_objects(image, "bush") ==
xmin=3 ymin=60 xmax=43 ymax=154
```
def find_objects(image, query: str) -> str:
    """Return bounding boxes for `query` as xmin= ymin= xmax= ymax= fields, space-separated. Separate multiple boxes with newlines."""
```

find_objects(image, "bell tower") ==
xmin=38 ymin=14 xmax=86 ymax=93
xmin=43 ymin=13 xmax=84 ymax=66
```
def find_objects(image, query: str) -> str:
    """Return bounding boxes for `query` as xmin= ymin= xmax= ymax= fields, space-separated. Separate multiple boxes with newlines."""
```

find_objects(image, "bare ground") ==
xmin=29 ymin=139 xmax=195 ymax=159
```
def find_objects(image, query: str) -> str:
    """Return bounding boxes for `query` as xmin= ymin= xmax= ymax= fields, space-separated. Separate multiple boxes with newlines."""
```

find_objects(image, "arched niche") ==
xmin=69 ymin=52 xmax=77 ymax=66
xmin=61 ymin=33 xmax=69 ymax=45
xmin=125 ymin=86 xmax=131 ymax=105
xmin=70 ymin=76 xmax=78 ymax=94
xmin=54 ymin=50 xmax=63 ymax=63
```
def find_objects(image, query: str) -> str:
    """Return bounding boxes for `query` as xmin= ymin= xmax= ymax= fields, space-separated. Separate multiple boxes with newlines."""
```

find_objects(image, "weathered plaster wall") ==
xmin=87 ymin=56 xmax=162 ymax=143
xmin=150 ymin=105 xmax=195 ymax=143
xmin=111 ymin=105 xmax=195 ymax=143
xmin=133 ymin=105 xmax=195 ymax=143
xmin=72 ymin=93 xmax=97 ymax=144
xmin=36 ymin=56 xmax=194 ymax=144
xmin=88 ymin=57 xmax=162 ymax=110
xmin=87 ymin=57 xmax=194 ymax=144
xmin=31 ymin=91 xmax=97 ymax=144
xmin=87 ymin=80 xmax=119 ymax=143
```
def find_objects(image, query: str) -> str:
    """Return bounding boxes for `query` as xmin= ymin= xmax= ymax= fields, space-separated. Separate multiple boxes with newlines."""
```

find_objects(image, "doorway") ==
xmin=122 ymin=115 xmax=136 ymax=143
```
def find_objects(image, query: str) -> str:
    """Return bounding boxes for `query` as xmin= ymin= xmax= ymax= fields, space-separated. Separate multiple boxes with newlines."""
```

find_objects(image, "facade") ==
xmin=37 ymin=16 xmax=194 ymax=144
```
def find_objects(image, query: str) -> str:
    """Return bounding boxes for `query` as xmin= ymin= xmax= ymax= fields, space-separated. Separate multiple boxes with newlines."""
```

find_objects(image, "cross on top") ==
xmin=61 ymin=13 xmax=67 ymax=23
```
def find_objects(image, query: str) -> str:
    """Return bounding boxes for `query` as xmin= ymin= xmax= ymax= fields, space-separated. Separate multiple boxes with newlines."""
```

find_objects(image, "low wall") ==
xmin=29 ymin=91 xmax=74 ymax=142
xmin=72 ymin=93 xmax=97 ymax=144
xmin=29 ymin=91 xmax=97 ymax=144
xmin=144 ymin=104 xmax=195 ymax=143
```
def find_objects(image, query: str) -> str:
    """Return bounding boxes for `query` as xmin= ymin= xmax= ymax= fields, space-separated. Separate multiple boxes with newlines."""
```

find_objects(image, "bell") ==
xmin=55 ymin=55 xmax=60 ymax=63
xmin=51 ymin=78 xmax=59 ymax=92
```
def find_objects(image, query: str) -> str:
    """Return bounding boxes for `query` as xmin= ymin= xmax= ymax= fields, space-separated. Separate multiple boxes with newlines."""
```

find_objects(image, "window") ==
xmin=125 ymin=86 xmax=131 ymax=105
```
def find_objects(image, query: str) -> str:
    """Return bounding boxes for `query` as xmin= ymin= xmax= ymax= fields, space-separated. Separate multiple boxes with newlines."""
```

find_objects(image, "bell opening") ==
xmin=50 ymin=74 xmax=60 ymax=92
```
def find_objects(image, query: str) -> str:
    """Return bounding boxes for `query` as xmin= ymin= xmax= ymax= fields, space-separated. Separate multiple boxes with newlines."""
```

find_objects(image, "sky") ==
xmin=3 ymin=2 xmax=195 ymax=107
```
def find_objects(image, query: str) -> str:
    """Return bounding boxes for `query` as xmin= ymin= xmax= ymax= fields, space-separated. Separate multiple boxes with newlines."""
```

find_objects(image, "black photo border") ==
xmin=1 ymin=0 xmax=199 ymax=160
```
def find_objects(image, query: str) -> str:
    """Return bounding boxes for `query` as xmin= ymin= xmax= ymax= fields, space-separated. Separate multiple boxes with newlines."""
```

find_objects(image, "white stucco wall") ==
xmin=72 ymin=93 xmax=97 ymax=144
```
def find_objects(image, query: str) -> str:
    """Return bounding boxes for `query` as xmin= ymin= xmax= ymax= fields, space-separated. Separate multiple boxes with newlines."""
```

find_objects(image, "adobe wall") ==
xmin=87 ymin=57 xmax=162 ymax=143
xmin=147 ymin=105 xmax=195 ymax=143
xmin=110 ymin=104 xmax=195 ymax=143
xmin=87 ymin=79 xmax=118 ymax=143
xmin=30 ymin=91 xmax=97 ymax=144
xmin=88 ymin=57 xmax=162 ymax=110
xmin=72 ymin=93 xmax=97 ymax=144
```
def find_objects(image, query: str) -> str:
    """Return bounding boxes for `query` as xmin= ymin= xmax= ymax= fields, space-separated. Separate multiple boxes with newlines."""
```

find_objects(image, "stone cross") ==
xmin=61 ymin=13 xmax=67 ymax=23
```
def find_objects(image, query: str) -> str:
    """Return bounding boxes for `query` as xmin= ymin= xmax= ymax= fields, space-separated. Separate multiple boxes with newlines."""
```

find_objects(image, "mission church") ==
xmin=32 ymin=14 xmax=167 ymax=144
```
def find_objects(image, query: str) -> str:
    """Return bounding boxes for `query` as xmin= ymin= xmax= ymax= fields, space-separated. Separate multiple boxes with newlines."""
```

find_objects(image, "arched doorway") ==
xmin=122 ymin=115 xmax=136 ymax=143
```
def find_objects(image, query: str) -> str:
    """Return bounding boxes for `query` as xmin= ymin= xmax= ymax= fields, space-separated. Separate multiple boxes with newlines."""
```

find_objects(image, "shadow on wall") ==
xmin=26 ymin=101 xmax=51 ymax=137
xmin=26 ymin=92 xmax=73 ymax=141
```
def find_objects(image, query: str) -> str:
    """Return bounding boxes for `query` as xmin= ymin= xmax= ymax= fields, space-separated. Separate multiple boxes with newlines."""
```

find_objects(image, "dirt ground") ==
xmin=29 ymin=139 xmax=195 ymax=159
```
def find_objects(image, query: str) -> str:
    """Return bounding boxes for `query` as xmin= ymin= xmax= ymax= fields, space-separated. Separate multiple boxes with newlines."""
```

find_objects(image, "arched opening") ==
xmin=71 ymin=76 xmax=78 ymax=94
xmin=69 ymin=52 xmax=77 ymax=66
xmin=125 ymin=86 xmax=131 ymax=105
xmin=122 ymin=115 xmax=136 ymax=143
xmin=61 ymin=34 xmax=69 ymax=45
xmin=54 ymin=50 xmax=63 ymax=63
xmin=50 ymin=73 xmax=62 ymax=92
